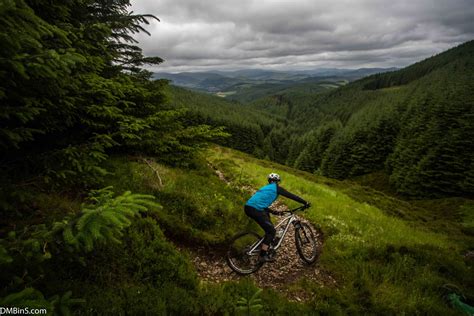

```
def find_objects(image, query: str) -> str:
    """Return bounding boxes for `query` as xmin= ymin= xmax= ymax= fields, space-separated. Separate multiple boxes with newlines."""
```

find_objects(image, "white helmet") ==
xmin=267 ymin=173 xmax=281 ymax=183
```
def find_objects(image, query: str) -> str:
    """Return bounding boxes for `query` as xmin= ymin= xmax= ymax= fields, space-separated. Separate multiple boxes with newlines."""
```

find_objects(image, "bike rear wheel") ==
xmin=227 ymin=231 xmax=263 ymax=274
xmin=295 ymin=222 xmax=320 ymax=264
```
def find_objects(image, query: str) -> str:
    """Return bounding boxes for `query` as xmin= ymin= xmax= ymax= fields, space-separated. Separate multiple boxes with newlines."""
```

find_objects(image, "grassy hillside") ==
xmin=3 ymin=145 xmax=472 ymax=314
xmin=113 ymin=146 xmax=473 ymax=314
xmin=73 ymin=147 xmax=474 ymax=313
xmin=207 ymin=147 xmax=474 ymax=314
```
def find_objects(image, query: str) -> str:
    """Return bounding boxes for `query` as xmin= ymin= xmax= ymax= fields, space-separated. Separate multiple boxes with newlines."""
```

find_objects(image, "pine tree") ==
xmin=321 ymin=103 xmax=399 ymax=179
xmin=387 ymin=60 xmax=474 ymax=196
xmin=0 ymin=0 xmax=231 ymax=307
xmin=294 ymin=120 xmax=342 ymax=173
xmin=0 ymin=0 xmax=225 ymax=191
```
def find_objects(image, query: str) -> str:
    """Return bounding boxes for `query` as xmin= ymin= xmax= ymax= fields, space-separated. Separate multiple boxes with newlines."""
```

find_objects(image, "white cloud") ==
xmin=130 ymin=0 xmax=474 ymax=71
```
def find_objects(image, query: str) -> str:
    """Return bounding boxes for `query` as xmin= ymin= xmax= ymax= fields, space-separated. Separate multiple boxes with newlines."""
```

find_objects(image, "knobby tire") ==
xmin=227 ymin=231 xmax=263 ymax=275
xmin=295 ymin=222 xmax=320 ymax=264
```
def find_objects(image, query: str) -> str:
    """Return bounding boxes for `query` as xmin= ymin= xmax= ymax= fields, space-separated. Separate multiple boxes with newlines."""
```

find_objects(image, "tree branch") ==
xmin=142 ymin=158 xmax=163 ymax=188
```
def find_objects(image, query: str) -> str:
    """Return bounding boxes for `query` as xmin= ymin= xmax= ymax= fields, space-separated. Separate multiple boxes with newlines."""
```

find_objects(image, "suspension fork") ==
xmin=293 ymin=220 xmax=310 ymax=242
xmin=293 ymin=220 xmax=302 ymax=229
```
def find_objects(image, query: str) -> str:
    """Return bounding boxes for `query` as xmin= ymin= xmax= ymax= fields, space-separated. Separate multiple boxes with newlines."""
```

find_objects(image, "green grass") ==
xmin=209 ymin=147 xmax=452 ymax=245
xmin=31 ymin=146 xmax=472 ymax=314
xmin=102 ymin=156 xmax=258 ymax=245
xmin=207 ymin=146 xmax=474 ymax=314
xmin=27 ymin=154 xmax=312 ymax=314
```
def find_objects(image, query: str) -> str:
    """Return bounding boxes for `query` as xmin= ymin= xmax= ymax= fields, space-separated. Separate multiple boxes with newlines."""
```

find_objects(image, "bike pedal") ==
xmin=259 ymin=254 xmax=276 ymax=263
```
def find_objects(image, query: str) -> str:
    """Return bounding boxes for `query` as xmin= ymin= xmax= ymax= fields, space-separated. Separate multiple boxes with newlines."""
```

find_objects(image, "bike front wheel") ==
xmin=295 ymin=222 xmax=320 ymax=264
xmin=226 ymin=231 xmax=263 ymax=275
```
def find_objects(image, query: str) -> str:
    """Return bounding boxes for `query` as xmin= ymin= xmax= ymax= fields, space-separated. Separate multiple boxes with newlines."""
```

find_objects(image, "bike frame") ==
xmin=246 ymin=205 xmax=306 ymax=255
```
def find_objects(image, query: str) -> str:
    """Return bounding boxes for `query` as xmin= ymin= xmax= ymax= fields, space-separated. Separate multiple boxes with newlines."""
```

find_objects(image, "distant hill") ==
xmin=153 ymin=67 xmax=397 ymax=101
xmin=166 ymin=41 xmax=474 ymax=198
xmin=152 ymin=72 xmax=239 ymax=92
xmin=157 ymin=41 xmax=474 ymax=198
xmin=266 ymin=40 xmax=474 ymax=197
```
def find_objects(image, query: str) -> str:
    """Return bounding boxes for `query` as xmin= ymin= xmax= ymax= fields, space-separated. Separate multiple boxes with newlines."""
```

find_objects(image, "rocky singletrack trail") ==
xmin=175 ymin=164 xmax=336 ymax=302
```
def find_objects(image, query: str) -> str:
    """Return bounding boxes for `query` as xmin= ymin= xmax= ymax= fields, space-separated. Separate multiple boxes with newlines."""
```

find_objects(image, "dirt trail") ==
xmin=176 ymin=164 xmax=336 ymax=301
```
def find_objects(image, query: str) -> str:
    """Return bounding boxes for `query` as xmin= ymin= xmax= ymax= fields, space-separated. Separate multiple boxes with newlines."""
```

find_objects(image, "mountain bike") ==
xmin=226 ymin=205 xmax=321 ymax=275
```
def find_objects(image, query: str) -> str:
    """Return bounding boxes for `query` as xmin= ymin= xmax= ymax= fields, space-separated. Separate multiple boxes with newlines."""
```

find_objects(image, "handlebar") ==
xmin=289 ymin=204 xmax=310 ymax=213
xmin=272 ymin=204 xmax=310 ymax=216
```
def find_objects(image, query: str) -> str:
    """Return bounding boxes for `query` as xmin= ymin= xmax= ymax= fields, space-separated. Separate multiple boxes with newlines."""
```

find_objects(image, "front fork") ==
xmin=293 ymin=220 xmax=309 ymax=243
xmin=293 ymin=220 xmax=302 ymax=229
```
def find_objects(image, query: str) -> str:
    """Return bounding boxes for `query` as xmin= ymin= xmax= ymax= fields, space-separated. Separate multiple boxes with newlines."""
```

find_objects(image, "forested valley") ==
xmin=168 ymin=41 xmax=474 ymax=198
xmin=1 ymin=0 xmax=473 ymax=315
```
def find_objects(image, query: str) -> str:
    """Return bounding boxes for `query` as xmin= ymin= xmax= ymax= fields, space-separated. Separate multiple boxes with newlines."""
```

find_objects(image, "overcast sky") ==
xmin=130 ymin=0 xmax=474 ymax=72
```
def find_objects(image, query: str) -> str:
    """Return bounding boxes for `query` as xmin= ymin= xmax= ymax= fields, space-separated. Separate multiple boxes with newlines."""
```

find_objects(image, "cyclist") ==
xmin=244 ymin=173 xmax=310 ymax=263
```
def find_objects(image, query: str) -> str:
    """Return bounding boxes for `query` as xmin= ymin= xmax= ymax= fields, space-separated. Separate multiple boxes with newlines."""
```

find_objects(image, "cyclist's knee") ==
xmin=268 ymin=226 xmax=276 ymax=238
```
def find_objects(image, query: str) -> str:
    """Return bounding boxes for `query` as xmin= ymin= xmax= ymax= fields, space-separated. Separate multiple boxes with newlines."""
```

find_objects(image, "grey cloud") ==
xmin=130 ymin=0 xmax=474 ymax=72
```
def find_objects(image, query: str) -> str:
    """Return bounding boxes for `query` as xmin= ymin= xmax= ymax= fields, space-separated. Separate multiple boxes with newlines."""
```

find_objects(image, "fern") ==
xmin=68 ymin=187 xmax=161 ymax=252
xmin=0 ymin=188 xmax=159 ymax=314
xmin=236 ymin=288 xmax=264 ymax=315
xmin=1 ymin=187 xmax=160 ymax=265
xmin=0 ymin=288 xmax=51 ymax=310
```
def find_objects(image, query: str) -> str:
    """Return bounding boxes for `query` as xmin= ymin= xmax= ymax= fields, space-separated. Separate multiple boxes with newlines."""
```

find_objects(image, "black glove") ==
xmin=304 ymin=202 xmax=311 ymax=208
xmin=268 ymin=209 xmax=279 ymax=215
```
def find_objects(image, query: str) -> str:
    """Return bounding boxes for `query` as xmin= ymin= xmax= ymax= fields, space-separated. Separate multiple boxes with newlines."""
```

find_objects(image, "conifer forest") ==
xmin=1 ymin=0 xmax=473 ymax=314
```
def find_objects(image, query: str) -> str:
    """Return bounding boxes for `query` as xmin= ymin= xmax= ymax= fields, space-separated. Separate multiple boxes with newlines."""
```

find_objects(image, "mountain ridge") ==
xmin=153 ymin=67 xmax=398 ymax=95
xmin=166 ymin=40 xmax=474 ymax=198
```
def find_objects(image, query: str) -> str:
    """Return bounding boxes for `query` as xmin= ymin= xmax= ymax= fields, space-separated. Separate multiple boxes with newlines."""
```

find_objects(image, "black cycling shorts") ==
xmin=244 ymin=205 xmax=276 ymax=245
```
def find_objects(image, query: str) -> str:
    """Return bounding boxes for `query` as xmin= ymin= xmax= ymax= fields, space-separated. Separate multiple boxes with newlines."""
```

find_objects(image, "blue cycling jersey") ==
xmin=245 ymin=183 xmax=278 ymax=211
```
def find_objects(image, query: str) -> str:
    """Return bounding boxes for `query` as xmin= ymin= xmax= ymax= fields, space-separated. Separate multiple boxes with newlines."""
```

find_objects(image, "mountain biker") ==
xmin=244 ymin=173 xmax=310 ymax=263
